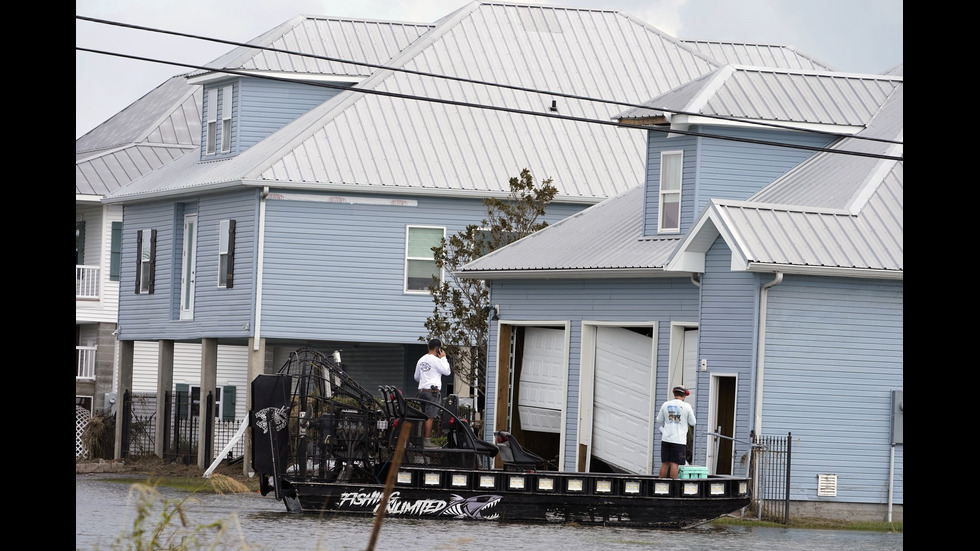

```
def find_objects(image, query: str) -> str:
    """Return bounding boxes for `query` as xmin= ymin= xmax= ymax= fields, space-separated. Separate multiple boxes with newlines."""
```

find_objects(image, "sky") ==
xmin=75 ymin=0 xmax=903 ymax=139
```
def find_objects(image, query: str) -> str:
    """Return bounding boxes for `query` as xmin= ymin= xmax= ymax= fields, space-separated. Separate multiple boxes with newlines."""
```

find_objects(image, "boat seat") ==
xmin=380 ymin=385 xmax=428 ymax=422
xmin=447 ymin=417 xmax=498 ymax=457
xmin=494 ymin=431 xmax=546 ymax=471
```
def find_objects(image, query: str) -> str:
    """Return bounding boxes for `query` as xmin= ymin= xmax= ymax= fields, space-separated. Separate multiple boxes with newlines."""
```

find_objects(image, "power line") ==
xmin=75 ymin=16 xmax=902 ymax=161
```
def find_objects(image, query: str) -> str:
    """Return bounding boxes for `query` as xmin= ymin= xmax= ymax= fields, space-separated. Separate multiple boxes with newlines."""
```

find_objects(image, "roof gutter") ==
xmin=753 ymin=272 xmax=783 ymax=436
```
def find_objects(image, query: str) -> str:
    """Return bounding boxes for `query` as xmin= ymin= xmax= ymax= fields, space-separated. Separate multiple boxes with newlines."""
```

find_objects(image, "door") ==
xmin=517 ymin=327 xmax=564 ymax=433
xmin=707 ymin=375 xmax=737 ymax=475
xmin=179 ymin=214 xmax=198 ymax=320
xmin=591 ymin=326 xmax=655 ymax=474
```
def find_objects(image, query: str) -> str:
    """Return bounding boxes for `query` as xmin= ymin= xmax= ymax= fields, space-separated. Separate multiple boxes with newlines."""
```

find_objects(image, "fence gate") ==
xmin=752 ymin=432 xmax=792 ymax=523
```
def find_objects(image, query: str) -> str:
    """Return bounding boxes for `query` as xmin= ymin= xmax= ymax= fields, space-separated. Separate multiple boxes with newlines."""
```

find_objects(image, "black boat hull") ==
xmin=278 ymin=467 xmax=750 ymax=529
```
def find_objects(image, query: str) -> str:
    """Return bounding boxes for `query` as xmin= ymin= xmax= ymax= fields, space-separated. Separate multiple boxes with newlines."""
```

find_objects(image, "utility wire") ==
xmin=75 ymin=16 xmax=902 ymax=161
xmin=75 ymin=15 xmax=901 ymax=148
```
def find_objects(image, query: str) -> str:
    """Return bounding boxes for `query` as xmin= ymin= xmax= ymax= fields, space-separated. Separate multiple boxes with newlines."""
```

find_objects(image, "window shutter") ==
xmin=110 ymin=222 xmax=122 ymax=281
xmin=226 ymin=220 xmax=236 ymax=289
xmin=176 ymin=383 xmax=190 ymax=420
xmin=134 ymin=230 xmax=142 ymax=294
xmin=148 ymin=229 xmax=157 ymax=294
xmin=222 ymin=386 xmax=237 ymax=421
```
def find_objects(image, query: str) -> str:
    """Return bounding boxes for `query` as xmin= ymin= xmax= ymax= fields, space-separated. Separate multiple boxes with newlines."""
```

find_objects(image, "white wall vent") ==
xmin=817 ymin=474 xmax=838 ymax=497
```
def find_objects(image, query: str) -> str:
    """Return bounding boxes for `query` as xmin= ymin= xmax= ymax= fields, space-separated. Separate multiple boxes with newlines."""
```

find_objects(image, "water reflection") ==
xmin=76 ymin=475 xmax=902 ymax=551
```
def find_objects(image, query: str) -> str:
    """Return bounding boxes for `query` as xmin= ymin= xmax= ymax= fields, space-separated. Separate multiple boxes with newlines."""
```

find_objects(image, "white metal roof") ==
xmin=681 ymin=40 xmax=835 ymax=72
xmin=75 ymin=75 xmax=201 ymax=197
xmin=104 ymin=2 xmax=721 ymax=204
xmin=190 ymin=15 xmax=435 ymax=80
xmin=461 ymin=79 xmax=902 ymax=278
xmin=617 ymin=65 xmax=902 ymax=129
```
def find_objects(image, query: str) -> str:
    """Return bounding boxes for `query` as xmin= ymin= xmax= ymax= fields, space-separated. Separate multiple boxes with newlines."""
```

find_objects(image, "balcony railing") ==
xmin=77 ymin=345 xmax=96 ymax=380
xmin=76 ymin=265 xmax=100 ymax=299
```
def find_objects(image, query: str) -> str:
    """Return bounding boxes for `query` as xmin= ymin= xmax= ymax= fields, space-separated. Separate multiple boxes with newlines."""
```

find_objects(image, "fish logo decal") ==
xmin=441 ymin=494 xmax=502 ymax=520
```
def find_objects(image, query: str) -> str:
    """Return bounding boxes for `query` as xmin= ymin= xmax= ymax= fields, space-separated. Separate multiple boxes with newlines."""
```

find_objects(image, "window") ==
xmin=405 ymin=226 xmax=445 ymax=292
xmin=135 ymin=229 xmax=156 ymax=294
xmin=75 ymin=221 xmax=85 ymax=264
xmin=110 ymin=222 xmax=122 ymax=281
xmin=176 ymin=384 xmax=236 ymax=421
xmin=220 ymin=85 xmax=233 ymax=153
xmin=218 ymin=219 xmax=236 ymax=288
xmin=659 ymin=151 xmax=683 ymax=232
xmin=206 ymin=88 xmax=217 ymax=155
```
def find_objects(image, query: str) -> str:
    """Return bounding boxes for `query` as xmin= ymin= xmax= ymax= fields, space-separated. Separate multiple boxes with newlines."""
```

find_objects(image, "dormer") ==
xmin=617 ymin=66 xmax=900 ymax=238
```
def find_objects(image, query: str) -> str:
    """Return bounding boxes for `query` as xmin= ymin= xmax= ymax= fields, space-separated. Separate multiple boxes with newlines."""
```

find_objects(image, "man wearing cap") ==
xmin=414 ymin=338 xmax=452 ymax=447
xmin=655 ymin=385 xmax=696 ymax=479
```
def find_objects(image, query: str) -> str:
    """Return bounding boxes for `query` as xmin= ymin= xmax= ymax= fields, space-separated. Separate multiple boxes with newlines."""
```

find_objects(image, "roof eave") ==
xmin=456 ymin=267 xmax=681 ymax=280
xmin=745 ymin=262 xmax=903 ymax=280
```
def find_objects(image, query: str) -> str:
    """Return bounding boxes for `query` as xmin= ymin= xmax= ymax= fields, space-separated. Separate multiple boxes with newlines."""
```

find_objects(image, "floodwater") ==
xmin=76 ymin=474 xmax=902 ymax=551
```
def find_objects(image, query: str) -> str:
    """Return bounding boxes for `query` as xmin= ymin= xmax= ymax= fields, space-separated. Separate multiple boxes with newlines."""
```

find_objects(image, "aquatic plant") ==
xmin=106 ymin=474 xmax=254 ymax=550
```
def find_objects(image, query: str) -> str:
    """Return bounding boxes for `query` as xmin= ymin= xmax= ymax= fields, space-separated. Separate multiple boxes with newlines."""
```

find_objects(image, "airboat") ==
xmin=249 ymin=347 xmax=750 ymax=528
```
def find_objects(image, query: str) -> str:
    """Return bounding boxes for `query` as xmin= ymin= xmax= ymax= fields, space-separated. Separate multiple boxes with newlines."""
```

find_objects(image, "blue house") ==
xmin=101 ymin=2 xmax=781 ymax=464
xmin=458 ymin=64 xmax=902 ymax=520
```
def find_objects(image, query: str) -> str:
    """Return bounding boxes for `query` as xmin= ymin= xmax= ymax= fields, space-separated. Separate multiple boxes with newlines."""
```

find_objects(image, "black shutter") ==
xmin=226 ymin=220 xmax=236 ymax=289
xmin=109 ymin=222 xmax=122 ymax=281
xmin=134 ymin=230 xmax=142 ymax=294
xmin=148 ymin=229 xmax=157 ymax=294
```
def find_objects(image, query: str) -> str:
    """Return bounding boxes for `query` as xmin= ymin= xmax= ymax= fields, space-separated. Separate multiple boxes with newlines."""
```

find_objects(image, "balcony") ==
xmin=77 ymin=345 xmax=96 ymax=380
xmin=76 ymin=265 xmax=100 ymax=299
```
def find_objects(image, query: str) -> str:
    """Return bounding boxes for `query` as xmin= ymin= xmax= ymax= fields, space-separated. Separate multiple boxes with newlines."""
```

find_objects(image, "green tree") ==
xmin=424 ymin=168 xmax=557 ymax=413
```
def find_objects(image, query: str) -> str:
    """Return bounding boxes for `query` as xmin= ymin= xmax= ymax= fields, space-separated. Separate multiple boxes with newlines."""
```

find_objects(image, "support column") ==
xmin=199 ymin=338 xmax=218 ymax=468
xmin=243 ymin=337 xmax=268 ymax=476
xmin=154 ymin=340 xmax=174 ymax=458
xmin=114 ymin=340 xmax=134 ymax=460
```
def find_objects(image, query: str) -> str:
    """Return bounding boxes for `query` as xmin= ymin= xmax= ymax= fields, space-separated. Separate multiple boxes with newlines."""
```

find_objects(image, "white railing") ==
xmin=76 ymin=265 xmax=100 ymax=299
xmin=77 ymin=345 xmax=96 ymax=379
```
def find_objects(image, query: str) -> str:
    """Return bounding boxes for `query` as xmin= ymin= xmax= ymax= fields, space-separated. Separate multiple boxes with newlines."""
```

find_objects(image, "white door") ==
xmin=517 ymin=327 xmax=565 ymax=433
xmin=179 ymin=214 xmax=198 ymax=320
xmin=592 ymin=326 xmax=655 ymax=474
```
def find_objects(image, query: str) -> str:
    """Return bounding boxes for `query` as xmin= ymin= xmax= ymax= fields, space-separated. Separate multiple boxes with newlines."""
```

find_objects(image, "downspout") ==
xmin=753 ymin=272 xmax=783 ymax=435
xmin=253 ymin=186 xmax=269 ymax=351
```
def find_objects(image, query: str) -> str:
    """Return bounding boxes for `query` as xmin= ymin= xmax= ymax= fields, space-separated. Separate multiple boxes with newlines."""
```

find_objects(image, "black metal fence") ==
xmin=751 ymin=431 xmax=792 ymax=523
xmin=120 ymin=390 xmax=246 ymax=464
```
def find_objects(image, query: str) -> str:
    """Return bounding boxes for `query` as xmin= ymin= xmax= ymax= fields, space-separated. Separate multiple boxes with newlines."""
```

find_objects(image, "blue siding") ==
xmin=698 ymin=238 xmax=759 ymax=476
xmin=257 ymin=194 xmax=582 ymax=344
xmin=484 ymin=277 xmax=700 ymax=470
xmin=762 ymin=276 xmax=903 ymax=504
xmin=119 ymin=203 xmax=178 ymax=335
xmin=643 ymin=127 xmax=834 ymax=236
xmin=238 ymin=77 xmax=344 ymax=150
xmin=118 ymin=189 xmax=259 ymax=341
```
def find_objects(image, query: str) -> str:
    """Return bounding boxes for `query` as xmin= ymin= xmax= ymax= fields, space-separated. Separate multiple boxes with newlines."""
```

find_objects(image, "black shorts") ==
xmin=661 ymin=442 xmax=687 ymax=465
xmin=416 ymin=388 xmax=441 ymax=418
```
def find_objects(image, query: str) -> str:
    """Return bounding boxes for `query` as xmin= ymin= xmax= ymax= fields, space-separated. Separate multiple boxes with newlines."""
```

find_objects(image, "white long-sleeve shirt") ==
xmin=414 ymin=353 xmax=451 ymax=390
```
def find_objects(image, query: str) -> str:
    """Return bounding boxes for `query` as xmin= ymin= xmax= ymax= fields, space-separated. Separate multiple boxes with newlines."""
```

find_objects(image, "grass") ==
xmin=102 ymin=474 xmax=257 ymax=550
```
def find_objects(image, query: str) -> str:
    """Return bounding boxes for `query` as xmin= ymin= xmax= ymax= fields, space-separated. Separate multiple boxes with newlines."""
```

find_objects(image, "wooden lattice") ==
xmin=75 ymin=405 xmax=92 ymax=459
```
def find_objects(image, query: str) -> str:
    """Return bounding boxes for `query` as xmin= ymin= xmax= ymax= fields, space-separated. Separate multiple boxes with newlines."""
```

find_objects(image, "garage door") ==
xmin=517 ymin=327 xmax=565 ymax=433
xmin=592 ymin=326 xmax=654 ymax=474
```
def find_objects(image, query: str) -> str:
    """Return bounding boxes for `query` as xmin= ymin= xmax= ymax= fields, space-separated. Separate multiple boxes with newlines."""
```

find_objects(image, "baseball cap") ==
xmin=428 ymin=338 xmax=442 ymax=349
xmin=672 ymin=385 xmax=690 ymax=396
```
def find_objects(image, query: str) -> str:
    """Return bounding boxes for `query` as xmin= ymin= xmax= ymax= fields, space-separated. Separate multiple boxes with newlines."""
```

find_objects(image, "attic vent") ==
xmin=816 ymin=474 xmax=838 ymax=497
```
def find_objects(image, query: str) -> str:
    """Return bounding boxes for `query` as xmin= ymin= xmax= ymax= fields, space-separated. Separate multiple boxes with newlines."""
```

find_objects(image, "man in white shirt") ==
xmin=414 ymin=338 xmax=452 ymax=447
xmin=655 ymin=385 xmax=696 ymax=479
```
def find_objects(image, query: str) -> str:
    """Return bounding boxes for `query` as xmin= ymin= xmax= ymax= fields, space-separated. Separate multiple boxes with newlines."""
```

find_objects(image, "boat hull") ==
xmin=278 ymin=467 xmax=750 ymax=529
